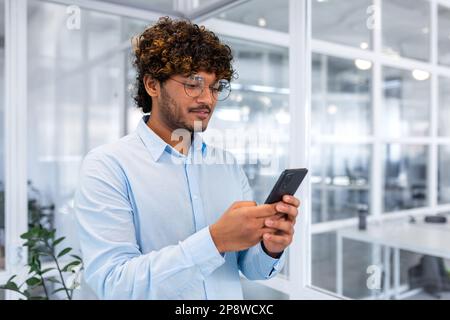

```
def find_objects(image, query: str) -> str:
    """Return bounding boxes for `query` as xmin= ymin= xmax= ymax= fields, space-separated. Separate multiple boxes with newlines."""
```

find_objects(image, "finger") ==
xmin=247 ymin=203 xmax=277 ymax=218
xmin=264 ymin=219 xmax=294 ymax=235
xmin=259 ymin=227 xmax=279 ymax=236
xmin=272 ymin=213 xmax=286 ymax=220
xmin=273 ymin=212 xmax=296 ymax=225
xmin=263 ymin=233 xmax=292 ymax=246
xmin=231 ymin=201 xmax=257 ymax=210
xmin=282 ymin=195 xmax=300 ymax=208
xmin=275 ymin=202 xmax=298 ymax=221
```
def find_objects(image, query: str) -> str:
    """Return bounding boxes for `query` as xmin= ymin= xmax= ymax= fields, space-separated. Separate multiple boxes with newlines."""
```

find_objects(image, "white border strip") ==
xmin=4 ymin=0 xmax=28 ymax=300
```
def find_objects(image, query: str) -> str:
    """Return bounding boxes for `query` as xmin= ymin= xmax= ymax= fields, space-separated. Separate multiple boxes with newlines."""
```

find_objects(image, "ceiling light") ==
xmin=354 ymin=59 xmax=373 ymax=70
xmin=360 ymin=42 xmax=369 ymax=50
xmin=258 ymin=18 xmax=267 ymax=27
xmin=327 ymin=105 xmax=338 ymax=115
xmin=421 ymin=27 xmax=429 ymax=34
xmin=412 ymin=69 xmax=430 ymax=81
xmin=241 ymin=106 xmax=250 ymax=116
xmin=276 ymin=111 xmax=290 ymax=124
xmin=259 ymin=96 xmax=272 ymax=107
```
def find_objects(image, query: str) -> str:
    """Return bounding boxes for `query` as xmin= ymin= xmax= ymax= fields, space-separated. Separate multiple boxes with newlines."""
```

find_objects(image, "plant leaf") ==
xmin=62 ymin=261 xmax=81 ymax=272
xmin=57 ymin=247 xmax=72 ymax=258
xmin=53 ymin=237 xmax=65 ymax=247
xmin=48 ymin=229 xmax=56 ymax=240
xmin=70 ymin=254 xmax=82 ymax=262
xmin=26 ymin=277 xmax=42 ymax=287
xmin=20 ymin=231 xmax=33 ymax=240
xmin=2 ymin=281 xmax=20 ymax=291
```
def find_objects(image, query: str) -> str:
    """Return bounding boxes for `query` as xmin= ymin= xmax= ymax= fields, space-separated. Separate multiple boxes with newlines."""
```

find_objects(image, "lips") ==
xmin=189 ymin=108 xmax=211 ymax=120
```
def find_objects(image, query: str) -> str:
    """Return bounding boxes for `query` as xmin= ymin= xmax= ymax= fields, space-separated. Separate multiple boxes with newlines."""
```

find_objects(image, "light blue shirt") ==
xmin=74 ymin=115 xmax=285 ymax=300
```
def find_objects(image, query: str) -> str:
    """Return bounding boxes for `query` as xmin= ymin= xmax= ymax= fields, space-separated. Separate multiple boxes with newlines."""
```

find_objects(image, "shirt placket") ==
xmin=184 ymin=154 xmax=206 ymax=232
xmin=185 ymin=146 xmax=216 ymax=299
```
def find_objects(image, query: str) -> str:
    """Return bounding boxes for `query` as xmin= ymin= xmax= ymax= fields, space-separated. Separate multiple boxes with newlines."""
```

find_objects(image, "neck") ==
xmin=146 ymin=112 xmax=192 ymax=156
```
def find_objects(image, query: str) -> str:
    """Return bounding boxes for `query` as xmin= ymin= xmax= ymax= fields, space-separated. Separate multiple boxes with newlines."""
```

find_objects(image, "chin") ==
xmin=188 ymin=119 xmax=210 ymax=132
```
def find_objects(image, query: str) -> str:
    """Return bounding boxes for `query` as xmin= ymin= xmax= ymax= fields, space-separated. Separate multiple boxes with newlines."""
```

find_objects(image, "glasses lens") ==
xmin=216 ymin=80 xmax=231 ymax=101
xmin=184 ymin=82 xmax=203 ymax=98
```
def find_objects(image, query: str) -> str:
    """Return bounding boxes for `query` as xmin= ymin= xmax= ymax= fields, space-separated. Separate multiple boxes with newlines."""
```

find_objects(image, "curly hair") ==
xmin=132 ymin=17 xmax=235 ymax=113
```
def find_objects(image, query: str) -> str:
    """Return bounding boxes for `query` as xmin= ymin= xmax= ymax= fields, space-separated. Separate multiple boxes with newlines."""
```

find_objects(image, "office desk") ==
xmin=336 ymin=219 xmax=450 ymax=299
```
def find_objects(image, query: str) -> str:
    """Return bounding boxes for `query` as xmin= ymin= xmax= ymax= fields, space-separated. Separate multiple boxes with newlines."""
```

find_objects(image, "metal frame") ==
xmin=43 ymin=0 xmax=249 ymax=22
xmin=3 ymin=0 xmax=28 ymax=300
xmin=189 ymin=0 xmax=249 ymax=21
xmin=287 ymin=0 xmax=313 ymax=299
xmin=42 ymin=0 xmax=172 ymax=21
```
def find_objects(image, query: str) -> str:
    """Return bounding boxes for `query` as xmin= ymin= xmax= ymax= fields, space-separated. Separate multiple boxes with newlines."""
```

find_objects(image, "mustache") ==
xmin=189 ymin=106 xmax=211 ymax=113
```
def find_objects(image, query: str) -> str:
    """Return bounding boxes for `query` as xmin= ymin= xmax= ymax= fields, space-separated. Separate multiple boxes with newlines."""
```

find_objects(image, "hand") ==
xmin=210 ymin=201 xmax=279 ymax=253
xmin=261 ymin=195 xmax=300 ymax=258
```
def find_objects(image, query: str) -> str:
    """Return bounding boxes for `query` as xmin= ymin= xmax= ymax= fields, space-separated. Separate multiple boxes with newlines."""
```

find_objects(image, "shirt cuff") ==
xmin=257 ymin=242 xmax=286 ymax=278
xmin=179 ymin=226 xmax=226 ymax=278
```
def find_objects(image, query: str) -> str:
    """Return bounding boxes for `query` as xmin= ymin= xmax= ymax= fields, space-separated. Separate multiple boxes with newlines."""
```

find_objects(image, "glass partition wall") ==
xmin=311 ymin=0 xmax=450 ymax=299
xmin=24 ymin=1 xmax=149 ymax=298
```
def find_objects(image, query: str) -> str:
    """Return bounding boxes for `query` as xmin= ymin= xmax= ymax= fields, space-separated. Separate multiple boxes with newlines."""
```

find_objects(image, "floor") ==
xmin=406 ymin=291 xmax=450 ymax=300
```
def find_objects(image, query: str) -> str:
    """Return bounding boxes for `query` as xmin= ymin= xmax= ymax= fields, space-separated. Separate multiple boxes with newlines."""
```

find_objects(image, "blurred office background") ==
xmin=1 ymin=0 xmax=450 ymax=300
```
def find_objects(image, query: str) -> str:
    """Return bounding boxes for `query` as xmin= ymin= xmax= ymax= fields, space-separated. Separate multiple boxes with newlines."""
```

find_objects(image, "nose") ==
xmin=196 ymin=86 xmax=214 ymax=106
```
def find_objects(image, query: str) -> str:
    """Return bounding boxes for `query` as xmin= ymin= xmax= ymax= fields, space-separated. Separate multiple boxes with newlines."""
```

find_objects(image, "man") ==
xmin=74 ymin=17 xmax=300 ymax=300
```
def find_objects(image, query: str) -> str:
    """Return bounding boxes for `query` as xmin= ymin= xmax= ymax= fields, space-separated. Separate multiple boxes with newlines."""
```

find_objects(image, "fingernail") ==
xmin=266 ymin=219 xmax=274 ymax=226
xmin=277 ymin=204 xmax=288 ymax=211
xmin=264 ymin=234 xmax=271 ymax=240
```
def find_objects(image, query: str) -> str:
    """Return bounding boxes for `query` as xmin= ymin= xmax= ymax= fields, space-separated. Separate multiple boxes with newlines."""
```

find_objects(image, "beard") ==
xmin=158 ymin=85 xmax=209 ymax=133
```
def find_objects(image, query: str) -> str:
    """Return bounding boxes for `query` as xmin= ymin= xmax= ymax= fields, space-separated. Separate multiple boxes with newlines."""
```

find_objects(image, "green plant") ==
xmin=0 ymin=183 xmax=83 ymax=300
xmin=0 ymin=227 xmax=83 ymax=300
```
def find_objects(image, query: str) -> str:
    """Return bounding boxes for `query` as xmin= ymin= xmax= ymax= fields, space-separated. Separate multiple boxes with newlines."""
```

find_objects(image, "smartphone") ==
xmin=264 ymin=168 xmax=308 ymax=204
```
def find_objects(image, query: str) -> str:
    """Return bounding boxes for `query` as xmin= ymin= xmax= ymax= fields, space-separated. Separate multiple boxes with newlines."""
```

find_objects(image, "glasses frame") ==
xmin=168 ymin=76 xmax=231 ymax=101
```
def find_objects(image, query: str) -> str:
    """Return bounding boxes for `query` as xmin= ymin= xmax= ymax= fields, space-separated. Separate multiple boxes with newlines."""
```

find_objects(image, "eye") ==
xmin=185 ymin=83 xmax=200 ymax=89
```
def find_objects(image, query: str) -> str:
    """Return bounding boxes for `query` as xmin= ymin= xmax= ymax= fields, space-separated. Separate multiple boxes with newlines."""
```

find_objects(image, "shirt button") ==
xmin=193 ymin=195 xmax=198 ymax=200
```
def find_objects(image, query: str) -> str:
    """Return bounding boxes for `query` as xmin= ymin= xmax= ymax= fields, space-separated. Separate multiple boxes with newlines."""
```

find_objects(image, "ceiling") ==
xmin=3 ymin=0 xmax=450 ymax=64
xmin=96 ymin=0 xmax=245 ymax=19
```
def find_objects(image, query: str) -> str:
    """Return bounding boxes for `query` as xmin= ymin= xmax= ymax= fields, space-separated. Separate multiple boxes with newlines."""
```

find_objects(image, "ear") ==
xmin=143 ymin=75 xmax=160 ymax=97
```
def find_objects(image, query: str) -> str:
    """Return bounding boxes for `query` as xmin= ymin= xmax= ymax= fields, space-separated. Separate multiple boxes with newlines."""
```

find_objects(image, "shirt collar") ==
xmin=136 ymin=115 xmax=207 ymax=162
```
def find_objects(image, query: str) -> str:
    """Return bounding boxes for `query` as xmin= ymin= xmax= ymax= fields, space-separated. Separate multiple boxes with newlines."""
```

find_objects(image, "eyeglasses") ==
xmin=169 ymin=75 xmax=231 ymax=101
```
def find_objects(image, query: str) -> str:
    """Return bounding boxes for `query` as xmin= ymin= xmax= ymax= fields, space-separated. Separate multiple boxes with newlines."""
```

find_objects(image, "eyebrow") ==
xmin=187 ymin=75 xmax=219 ymax=86
xmin=187 ymin=73 xmax=221 ymax=83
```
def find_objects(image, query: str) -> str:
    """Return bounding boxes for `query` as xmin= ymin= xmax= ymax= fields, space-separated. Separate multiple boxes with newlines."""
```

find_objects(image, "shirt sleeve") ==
xmin=238 ymin=243 xmax=287 ymax=280
xmin=235 ymin=163 xmax=286 ymax=280
xmin=74 ymin=151 xmax=225 ymax=300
